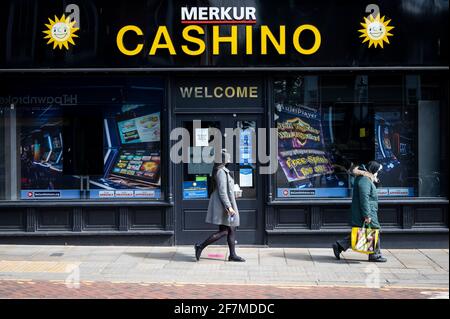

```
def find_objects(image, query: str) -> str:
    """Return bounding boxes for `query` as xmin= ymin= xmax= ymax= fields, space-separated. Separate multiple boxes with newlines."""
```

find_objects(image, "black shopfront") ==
xmin=0 ymin=0 xmax=448 ymax=247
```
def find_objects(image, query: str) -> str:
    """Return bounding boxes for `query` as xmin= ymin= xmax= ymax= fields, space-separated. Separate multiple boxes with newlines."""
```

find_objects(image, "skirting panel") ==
xmin=0 ymin=205 xmax=169 ymax=233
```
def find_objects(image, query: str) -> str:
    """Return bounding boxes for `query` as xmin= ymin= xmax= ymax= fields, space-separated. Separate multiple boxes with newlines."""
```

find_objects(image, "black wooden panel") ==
xmin=83 ymin=208 xmax=119 ymax=230
xmin=183 ymin=210 xmax=217 ymax=231
xmin=321 ymin=208 xmax=351 ymax=228
xmin=276 ymin=208 xmax=309 ymax=229
xmin=236 ymin=210 xmax=257 ymax=230
xmin=414 ymin=207 xmax=446 ymax=227
xmin=0 ymin=209 xmax=26 ymax=231
xmin=182 ymin=209 xmax=257 ymax=231
xmin=37 ymin=208 xmax=72 ymax=231
xmin=378 ymin=207 xmax=401 ymax=228
xmin=129 ymin=208 xmax=164 ymax=230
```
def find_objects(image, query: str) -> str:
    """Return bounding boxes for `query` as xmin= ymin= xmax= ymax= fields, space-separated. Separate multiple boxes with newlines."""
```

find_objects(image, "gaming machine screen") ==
xmin=110 ymin=149 xmax=161 ymax=185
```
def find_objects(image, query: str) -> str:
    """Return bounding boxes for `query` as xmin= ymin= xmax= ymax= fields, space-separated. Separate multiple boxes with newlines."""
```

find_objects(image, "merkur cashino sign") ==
xmin=42 ymin=4 xmax=396 ymax=55
xmin=116 ymin=5 xmax=322 ymax=56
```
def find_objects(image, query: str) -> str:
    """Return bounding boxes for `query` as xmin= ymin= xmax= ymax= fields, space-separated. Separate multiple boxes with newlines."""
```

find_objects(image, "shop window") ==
xmin=0 ymin=106 xmax=9 ymax=200
xmin=274 ymin=74 xmax=448 ymax=199
xmin=5 ymin=76 xmax=165 ymax=201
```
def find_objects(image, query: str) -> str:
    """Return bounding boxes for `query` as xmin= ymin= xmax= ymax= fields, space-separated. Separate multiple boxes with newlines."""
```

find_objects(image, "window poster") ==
xmin=183 ymin=181 xmax=208 ymax=199
xmin=239 ymin=127 xmax=254 ymax=165
xmin=239 ymin=168 xmax=253 ymax=188
xmin=275 ymin=103 xmax=348 ymax=198
xmin=276 ymin=104 xmax=334 ymax=183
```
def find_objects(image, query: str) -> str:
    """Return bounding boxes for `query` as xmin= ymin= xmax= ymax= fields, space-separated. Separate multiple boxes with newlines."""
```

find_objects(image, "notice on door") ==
xmin=239 ymin=168 xmax=253 ymax=188
xmin=194 ymin=128 xmax=209 ymax=147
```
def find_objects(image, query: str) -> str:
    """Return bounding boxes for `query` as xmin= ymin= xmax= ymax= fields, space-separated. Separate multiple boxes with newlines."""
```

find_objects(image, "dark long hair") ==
xmin=211 ymin=149 xmax=229 ymax=191
xmin=211 ymin=163 xmax=226 ymax=191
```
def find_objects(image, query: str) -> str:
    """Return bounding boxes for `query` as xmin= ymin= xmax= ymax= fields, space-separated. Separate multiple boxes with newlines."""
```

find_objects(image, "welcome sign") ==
xmin=173 ymin=77 xmax=263 ymax=109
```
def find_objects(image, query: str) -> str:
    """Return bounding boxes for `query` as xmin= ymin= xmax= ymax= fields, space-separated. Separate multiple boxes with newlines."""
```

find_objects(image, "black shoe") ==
xmin=228 ymin=255 xmax=246 ymax=262
xmin=332 ymin=242 xmax=343 ymax=260
xmin=369 ymin=255 xmax=387 ymax=263
xmin=194 ymin=243 xmax=203 ymax=261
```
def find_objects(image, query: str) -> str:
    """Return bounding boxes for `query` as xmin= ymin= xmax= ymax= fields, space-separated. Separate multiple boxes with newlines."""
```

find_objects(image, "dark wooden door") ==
xmin=174 ymin=113 xmax=264 ymax=245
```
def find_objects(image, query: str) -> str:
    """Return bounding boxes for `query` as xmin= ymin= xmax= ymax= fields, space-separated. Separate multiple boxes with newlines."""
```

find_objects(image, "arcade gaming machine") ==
xmin=375 ymin=114 xmax=401 ymax=172
xmin=34 ymin=132 xmax=63 ymax=172
xmin=90 ymin=106 xmax=161 ymax=197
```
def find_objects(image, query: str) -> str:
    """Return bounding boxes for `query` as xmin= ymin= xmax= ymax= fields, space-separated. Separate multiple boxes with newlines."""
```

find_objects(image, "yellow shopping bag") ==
xmin=351 ymin=224 xmax=379 ymax=254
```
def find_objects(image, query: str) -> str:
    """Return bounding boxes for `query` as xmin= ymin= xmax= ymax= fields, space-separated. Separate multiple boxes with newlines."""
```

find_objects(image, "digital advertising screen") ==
xmin=110 ymin=149 xmax=161 ymax=186
xmin=117 ymin=112 xmax=160 ymax=145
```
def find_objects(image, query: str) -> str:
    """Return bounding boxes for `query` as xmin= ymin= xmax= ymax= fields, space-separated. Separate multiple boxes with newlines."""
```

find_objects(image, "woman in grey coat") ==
xmin=195 ymin=149 xmax=245 ymax=262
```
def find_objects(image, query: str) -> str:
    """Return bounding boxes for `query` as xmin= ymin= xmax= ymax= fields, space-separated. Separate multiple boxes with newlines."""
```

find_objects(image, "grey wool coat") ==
xmin=206 ymin=167 xmax=240 ymax=227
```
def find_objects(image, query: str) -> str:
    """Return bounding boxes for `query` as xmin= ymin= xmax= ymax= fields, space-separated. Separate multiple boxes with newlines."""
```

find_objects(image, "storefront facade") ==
xmin=0 ymin=0 xmax=448 ymax=247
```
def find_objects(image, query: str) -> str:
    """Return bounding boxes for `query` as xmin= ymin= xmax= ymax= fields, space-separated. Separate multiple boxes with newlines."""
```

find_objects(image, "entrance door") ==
xmin=174 ymin=114 xmax=264 ymax=245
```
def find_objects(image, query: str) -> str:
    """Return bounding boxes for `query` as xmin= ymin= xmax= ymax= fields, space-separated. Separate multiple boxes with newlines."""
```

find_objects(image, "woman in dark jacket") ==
xmin=332 ymin=161 xmax=387 ymax=262
xmin=194 ymin=149 xmax=245 ymax=262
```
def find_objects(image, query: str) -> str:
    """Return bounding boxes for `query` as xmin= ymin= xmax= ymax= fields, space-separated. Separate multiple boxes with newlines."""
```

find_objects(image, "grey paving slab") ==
xmin=418 ymin=249 xmax=449 ymax=271
xmin=389 ymin=252 xmax=438 ymax=270
xmin=284 ymin=248 xmax=313 ymax=266
xmin=343 ymin=251 xmax=405 ymax=268
xmin=0 ymin=245 xmax=448 ymax=289
xmin=78 ymin=262 xmax=109 ymax=274
xmin=422 ymin=274 xmax=450 ymax=281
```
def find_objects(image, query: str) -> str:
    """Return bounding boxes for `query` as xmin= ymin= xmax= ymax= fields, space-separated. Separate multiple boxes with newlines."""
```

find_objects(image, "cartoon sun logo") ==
xmin=43 ymin=14 xmax=79 ymax=50
xmin=359 ymin=13 xmax=394 ymax=48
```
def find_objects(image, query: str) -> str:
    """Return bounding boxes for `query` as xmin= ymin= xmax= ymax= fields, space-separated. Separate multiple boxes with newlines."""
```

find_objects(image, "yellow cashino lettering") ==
xmin=182 ymin=25 xmax=206 ymax=56
xmin=116 ymin=25 xmax=144 ymax=56
xmin=116 ymin=24 xmax=321 ymax=57
xmin=261 ymin=25 xmax=286 ymax=55
xmin=149 ymin=26 xmax=176 ymax=55
xmin=293 ymin=24 xmax=321 ymax=55
xmin=212 ymin=25 xmax=238 ymax=55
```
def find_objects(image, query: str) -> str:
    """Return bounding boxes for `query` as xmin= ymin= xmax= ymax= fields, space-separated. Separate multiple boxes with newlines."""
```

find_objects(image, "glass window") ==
xmin=182 ymin=120 xmax=220 ymax=200
xmin=274 ymin=74 xmax=448 ymax=199
xmin=1 ymin=76 xmax=165 ymax=201
xmin=0 ymin=105 xmax=9 ymax=200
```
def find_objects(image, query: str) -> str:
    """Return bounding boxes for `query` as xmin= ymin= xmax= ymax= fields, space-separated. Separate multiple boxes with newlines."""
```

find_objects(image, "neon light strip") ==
xmin=328 ymin=106 xmax=334 ymax=143
xmin=377 ymin=125 xmax=386 ymax=158
xmin=104 ymin=119 xmax=111 ymax=164
xmin=46 ymin=135 xmax=52 ymax=162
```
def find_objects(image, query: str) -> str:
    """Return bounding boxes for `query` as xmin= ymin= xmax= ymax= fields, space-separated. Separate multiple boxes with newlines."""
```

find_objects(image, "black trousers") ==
xmin=337 ymin=233 xmax=382 ymax=258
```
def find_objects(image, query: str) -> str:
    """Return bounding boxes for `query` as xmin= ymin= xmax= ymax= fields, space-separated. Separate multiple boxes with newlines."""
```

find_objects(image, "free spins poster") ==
xmin=277 ymin=104 xmax=333 ymax=183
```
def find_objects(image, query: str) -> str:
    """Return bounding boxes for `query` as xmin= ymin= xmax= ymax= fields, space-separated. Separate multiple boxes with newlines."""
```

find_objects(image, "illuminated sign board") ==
xmin=116 ymin=6 xmax=321 ymax=57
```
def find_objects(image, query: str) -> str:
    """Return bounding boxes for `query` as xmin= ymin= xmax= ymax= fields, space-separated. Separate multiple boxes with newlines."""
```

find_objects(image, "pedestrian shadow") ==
xmin=124 ymin=252 xmax=224 ymax=262
xmin=279 ymin=252 xmax=362 ymax=265
xmin=124 ymin=252 xmax=175 ymax=261
xmin=276 ymin=252 xmax=312 ymax=262
xmin=309 ymin=254 xmax=362 ymax=264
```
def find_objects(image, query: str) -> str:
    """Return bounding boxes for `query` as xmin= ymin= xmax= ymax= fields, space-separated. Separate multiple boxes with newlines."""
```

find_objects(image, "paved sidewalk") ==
xmin=0 ymin=245 xmax=448 ymax=298
xmin=1 ymin=280 xmax=448 ymax=299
